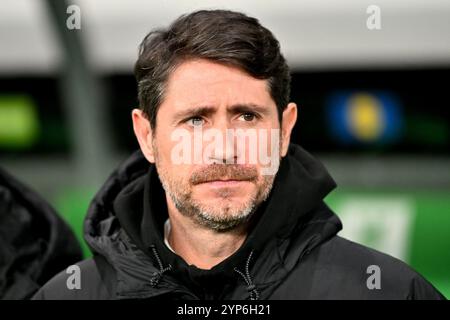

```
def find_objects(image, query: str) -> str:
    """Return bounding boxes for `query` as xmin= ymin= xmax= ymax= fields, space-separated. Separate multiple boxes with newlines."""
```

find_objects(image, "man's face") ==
xmin=135 ymin=59 xmax=295 ymax=231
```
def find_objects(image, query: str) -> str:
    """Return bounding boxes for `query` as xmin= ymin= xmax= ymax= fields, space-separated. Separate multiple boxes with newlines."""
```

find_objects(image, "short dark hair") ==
xmin=134 ymin=9 xmax=291 ymax=129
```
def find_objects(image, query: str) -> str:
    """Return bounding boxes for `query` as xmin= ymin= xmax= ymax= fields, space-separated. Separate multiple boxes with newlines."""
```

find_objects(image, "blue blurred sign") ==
xmin=326 ymin=91 xmax=404 ymax=146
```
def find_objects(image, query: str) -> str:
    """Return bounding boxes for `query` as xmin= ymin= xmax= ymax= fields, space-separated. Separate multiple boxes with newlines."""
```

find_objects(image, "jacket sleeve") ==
xmin=408 ymin=275 xmax=446 ymax=300
xmin=31 ymin=258 xmax=111 ymax=300
xmin=31 ymin=269 xmax=70 ymax=300
xmin=31 ymin=287 xmax=46 ymax=300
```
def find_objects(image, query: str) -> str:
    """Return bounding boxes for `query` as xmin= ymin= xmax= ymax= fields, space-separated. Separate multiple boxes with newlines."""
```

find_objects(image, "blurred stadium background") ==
xmin=1 ymin=0 xmax=449 ymax=297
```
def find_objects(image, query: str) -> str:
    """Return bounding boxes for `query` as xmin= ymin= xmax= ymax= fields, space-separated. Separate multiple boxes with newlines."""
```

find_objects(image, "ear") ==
xmin=280 ymin=102 xmax=298 ymax=157
xmin=132 ymin=109 xmax=155 ymax=163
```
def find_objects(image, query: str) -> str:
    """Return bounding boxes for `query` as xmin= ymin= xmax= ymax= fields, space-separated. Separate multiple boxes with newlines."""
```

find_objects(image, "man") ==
xmin=33 ymin=9 xmax=444 ymax=300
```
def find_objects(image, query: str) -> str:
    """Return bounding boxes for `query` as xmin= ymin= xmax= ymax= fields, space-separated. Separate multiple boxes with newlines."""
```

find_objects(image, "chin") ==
xmin=201 ymin=197 xmax=250 ymax=209
xmin=201 ymin=202 xmax=254 ymax=218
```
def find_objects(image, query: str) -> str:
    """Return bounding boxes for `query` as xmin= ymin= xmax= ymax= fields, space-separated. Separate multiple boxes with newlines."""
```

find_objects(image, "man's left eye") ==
xmin=238 ymin=113 xmax=256 ymax=122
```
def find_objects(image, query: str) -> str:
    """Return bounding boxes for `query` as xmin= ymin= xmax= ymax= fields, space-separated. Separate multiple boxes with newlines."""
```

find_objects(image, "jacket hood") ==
xmin=84 ymin=144 xmax=342 ymax=299
xmin=0 ymin=167 xmax=83 ymax=299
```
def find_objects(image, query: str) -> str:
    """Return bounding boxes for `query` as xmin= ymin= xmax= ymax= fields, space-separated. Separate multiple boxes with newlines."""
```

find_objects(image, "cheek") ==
xmin=253 ymin=128 xmax=281 ymax=167
xmin=153 ymin=133 xmax=178 ymax=163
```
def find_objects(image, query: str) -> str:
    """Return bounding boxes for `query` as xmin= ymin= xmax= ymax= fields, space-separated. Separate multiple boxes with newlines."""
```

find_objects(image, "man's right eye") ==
xmin=186 ymin=116 xmax=204 ymax=127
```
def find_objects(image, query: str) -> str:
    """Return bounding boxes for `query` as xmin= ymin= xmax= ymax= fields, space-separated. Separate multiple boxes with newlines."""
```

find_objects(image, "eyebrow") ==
xmin=172 ymin=103 xmax=271 ymax=124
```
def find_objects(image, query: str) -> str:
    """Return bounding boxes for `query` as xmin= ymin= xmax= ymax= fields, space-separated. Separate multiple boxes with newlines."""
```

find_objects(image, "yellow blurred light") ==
xmin=347 ymin=93 xmax=385 ymax=142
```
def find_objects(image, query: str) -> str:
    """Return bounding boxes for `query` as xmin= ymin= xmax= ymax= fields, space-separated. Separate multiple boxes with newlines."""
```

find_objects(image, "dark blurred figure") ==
xmin=0 ymin=167 xmax=82 ymax=299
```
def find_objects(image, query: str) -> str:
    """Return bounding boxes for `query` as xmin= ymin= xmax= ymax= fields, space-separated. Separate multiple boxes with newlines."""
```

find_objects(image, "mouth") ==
xmin=198 ymin=179 xmax=251 ymax=188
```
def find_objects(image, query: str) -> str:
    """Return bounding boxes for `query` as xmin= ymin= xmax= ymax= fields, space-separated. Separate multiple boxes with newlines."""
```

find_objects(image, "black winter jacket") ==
xmin=32 ymin=144 xmax=445 ymax=300
xmin=0 ymin=167 xmax=82 ymax=299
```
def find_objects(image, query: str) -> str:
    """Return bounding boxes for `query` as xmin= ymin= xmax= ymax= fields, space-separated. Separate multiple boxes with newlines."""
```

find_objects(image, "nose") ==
xmin=209 ymin=133 xmax=236 ymax=164
xmin=205 ymin=118 xmax=239 ymax=165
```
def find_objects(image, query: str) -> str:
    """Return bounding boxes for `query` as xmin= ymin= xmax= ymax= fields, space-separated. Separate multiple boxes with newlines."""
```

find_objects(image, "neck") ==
xmin=165 ymin=195 xmax=248 ymax=270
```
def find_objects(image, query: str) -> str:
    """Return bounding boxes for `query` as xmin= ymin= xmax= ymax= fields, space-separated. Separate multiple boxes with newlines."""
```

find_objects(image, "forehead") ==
xmin=161 ymin=59 xmax=275 ymax=110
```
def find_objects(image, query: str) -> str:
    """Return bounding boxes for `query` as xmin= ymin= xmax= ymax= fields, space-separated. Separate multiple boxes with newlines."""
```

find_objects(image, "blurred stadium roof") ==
xmin=1 ymin=0 xmax=450 ymax=74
